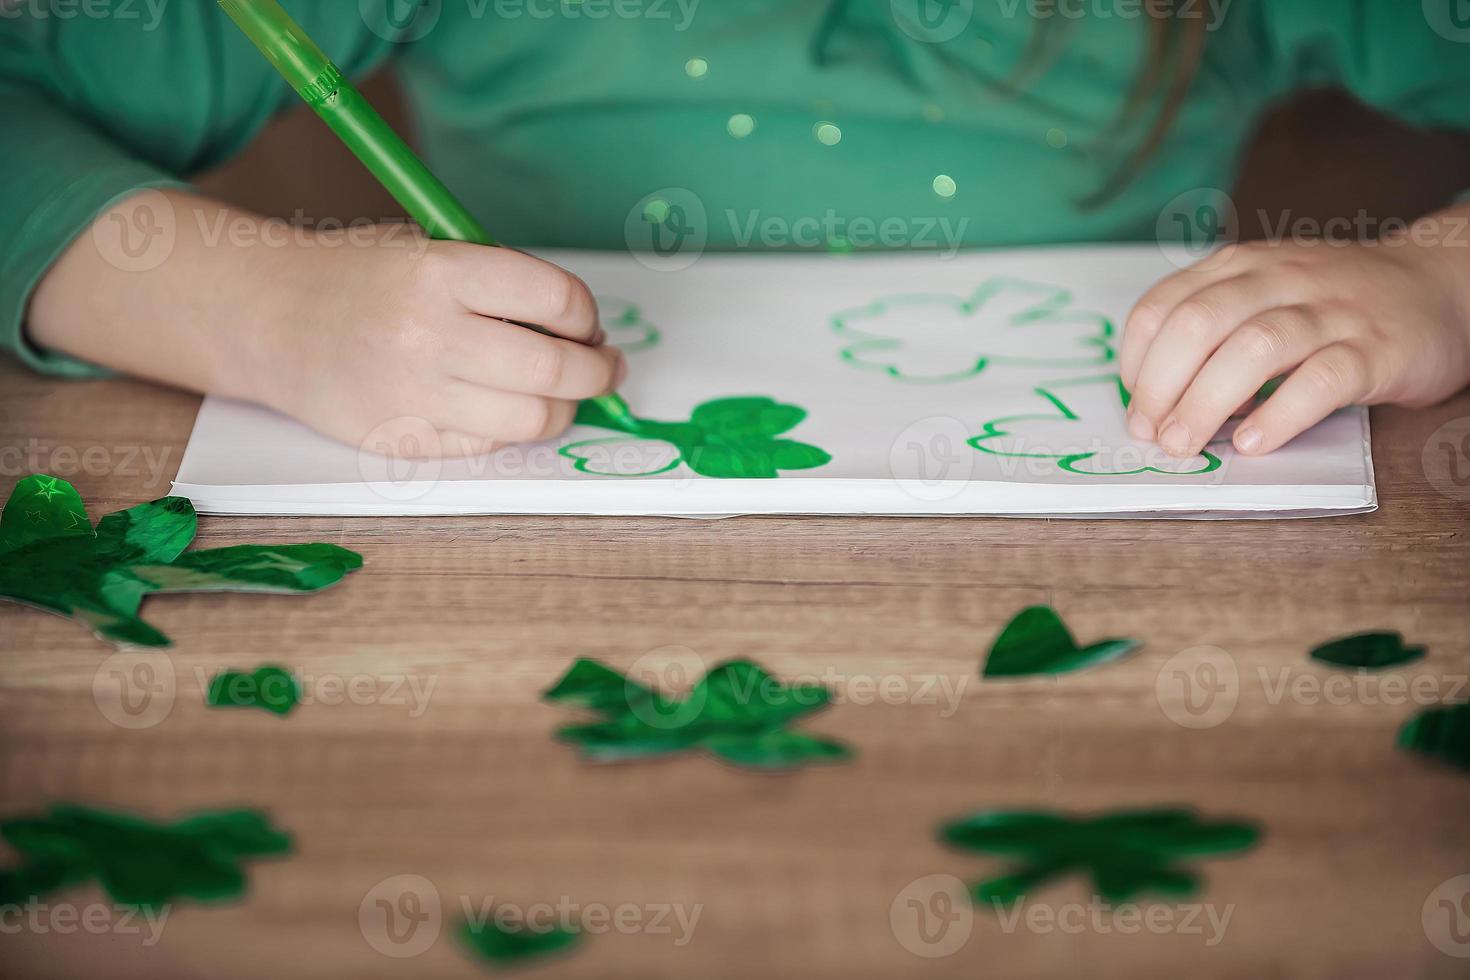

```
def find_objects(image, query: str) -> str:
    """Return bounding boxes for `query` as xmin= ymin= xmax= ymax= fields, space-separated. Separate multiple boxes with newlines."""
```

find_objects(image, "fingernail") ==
xmin=1127 ymin=411 xmax=1155 ymax=442
xmin=1235 ymin=425 xmax=1262 ymax=454
xmin=1159 ymin=419 xmax=1191 ymax=456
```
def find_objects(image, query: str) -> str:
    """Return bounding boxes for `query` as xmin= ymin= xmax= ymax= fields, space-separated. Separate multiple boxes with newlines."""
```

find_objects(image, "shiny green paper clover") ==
xmin=831 ymin=277 xmax=1116 ymax=384
xmin=459 ymin=915 xmax=581 ymax=967
xmin=0 ymin=804 xmax=291 ymax=909
xmin=543 ymin=658 xmax=852 ymax=770
xmin=940 ymin=808 xmax=1261 ymax=906
xmin=1399 ymin=702 xmax=1470 ymax=774
xmin=1310 ymin=631 xmax=1425 ymax=670
xmin=0 ymin=474 xmax=362 ymax=647
xmin=206 ymin=665 xmax=300 ymax=716
xmin=560 ymin=397 xmax=832 ymax=479
xmin=983 ymin=606 xmax=1142 ymax=678
xmin=968 ymin=373 xmax=1228 ymax=477
xmin=596 ymin=295 xmax=661 ymax=353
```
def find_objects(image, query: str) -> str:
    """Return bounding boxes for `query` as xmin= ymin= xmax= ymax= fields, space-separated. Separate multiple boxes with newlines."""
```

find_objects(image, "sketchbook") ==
xmin=175 ymin=245 xmax=1376 ymax=519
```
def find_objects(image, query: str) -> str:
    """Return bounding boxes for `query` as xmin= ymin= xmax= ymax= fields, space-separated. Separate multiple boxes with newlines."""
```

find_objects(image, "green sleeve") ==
xmin=0 ymin=3 xmax=397 ymax=376
xmin=1262 ymin=1 xmax=1470 ymax=132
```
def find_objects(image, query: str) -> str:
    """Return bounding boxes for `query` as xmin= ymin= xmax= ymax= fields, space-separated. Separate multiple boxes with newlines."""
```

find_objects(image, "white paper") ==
xmin=175 ymin=245 xmax=1376 ymax=519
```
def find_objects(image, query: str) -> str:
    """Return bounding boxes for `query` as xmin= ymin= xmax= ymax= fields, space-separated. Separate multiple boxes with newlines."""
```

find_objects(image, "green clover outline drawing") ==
xmin=831 ymin=277 xmax=1117 ymax=384
xmin=559 ymin=397 xmax=832 ymax=479
xmin=967 ymin=373 xmax=1225 ymax=477
xmin=596 ymin=295 xmax=661 ymax=353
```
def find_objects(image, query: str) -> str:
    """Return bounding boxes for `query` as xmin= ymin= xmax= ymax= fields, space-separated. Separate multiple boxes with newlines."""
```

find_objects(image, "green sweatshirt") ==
xmin=2 ymin=1 xmax=1468 ymax=375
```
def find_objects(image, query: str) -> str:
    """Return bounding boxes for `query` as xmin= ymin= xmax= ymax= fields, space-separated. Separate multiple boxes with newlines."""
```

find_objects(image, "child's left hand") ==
xmin=1121 ymin=208 xmax=1470 ymax=457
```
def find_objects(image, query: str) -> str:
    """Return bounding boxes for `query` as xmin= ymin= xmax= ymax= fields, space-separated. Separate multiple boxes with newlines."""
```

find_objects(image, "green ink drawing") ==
xmin=968 ymin=373 xmax=1227 ymax=477
xmin=560 ymin=397 xmax=832 ymax=479
xmin=831 ymin=277 xmax=1115 ymax=384
xmin=1310 ymin=631 xmax=1425 ymax=670
xmin=0 ymin=474 xmax=362 ymax=647
xmin=459 ymin=915 xmax=581 ymax=967
xmin=1398 ymin=703 xmax=1470 ymax=774
xmin=543 ymin=658 xmax=853 ymax=770
xmin=983 ymin=606 xmax=1141 ymax=678
xmin=596 ymin=296 xmax=661 ymax=353
xmin=206 ymin=665 xmax=300 ymax=716
xmin=939 ymin=808 xmax=1261 ymax=906
xmin=0 ymin=804 xmax=291 ymax=908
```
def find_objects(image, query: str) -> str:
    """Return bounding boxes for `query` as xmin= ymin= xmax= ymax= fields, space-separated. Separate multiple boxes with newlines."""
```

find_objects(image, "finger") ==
xmin=446 ymin=315 xmax=625 ymax=399
xmin=1232 ymin=343 xmax=1371 ymax=455
xmin=428 ymin=243 xmax=601 ymax=342
xmin=1156 ymin=306 xmax=1323 ymax=457
xmin=437 ymin=380 xmax=578 ymax=444
xmin=1126 ymin=273 xmax=1297 ymax=440
xmin=1120 ymin=248 xmax=1260 ymax=389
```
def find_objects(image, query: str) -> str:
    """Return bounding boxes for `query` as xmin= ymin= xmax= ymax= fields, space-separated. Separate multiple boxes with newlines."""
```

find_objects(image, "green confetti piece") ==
xmin=0 ymin=805 xmax=291 ymax=909
xmin=206 ymin=665 xmax=300 ymax=716
xmin=983 ymin=606 xmax=1141 ymax=678
xmin=560 ymin=397 xmax=832 ymax=479
xmin=1310 ymin=631 xmax=1425 ymax=670
xmin=0 ymin=474 xmax=363 ymax=647
xmin=1398 ymin=703 xmax=1470 ymax=773
xmin=543 ymin=658 xmax=853 ymax=770
xmin=939 ymin=807 xmax=1261 ymax=906
xmin=459 ymin=917 xmax=581 ymax=968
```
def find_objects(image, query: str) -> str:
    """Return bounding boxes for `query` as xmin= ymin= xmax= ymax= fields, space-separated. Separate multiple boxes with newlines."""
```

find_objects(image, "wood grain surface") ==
xmin=3 ymin=358 xmax=1469 ymax=979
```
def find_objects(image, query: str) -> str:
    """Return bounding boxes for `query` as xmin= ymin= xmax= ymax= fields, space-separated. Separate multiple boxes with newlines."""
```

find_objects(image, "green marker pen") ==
xmin=216 ymin=0 xmax=638 ymax=432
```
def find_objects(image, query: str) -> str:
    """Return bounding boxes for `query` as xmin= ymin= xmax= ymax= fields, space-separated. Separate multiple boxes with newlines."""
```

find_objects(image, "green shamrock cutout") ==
xmin=460 ymin=916 xmax=581 ymax=967
xmin=560 ymin=397 xmax=832 ymax=479
xmin=542 ymin=658 xmax=852 ymax=769
xmin=0 ymin=474 xmax=362 ymax=647
xmin=1310 ymin=631 xmax=1425 ymax=670
xmin=831 ymin=277 xmax=1116 ymax=384
xmin=983 ymin=606 xmax=1141 ymax=678
xmin=1399 ymin=703 xmax=1470 ymax=774
xmin=596 ymin=295 xmax=661 ymax=353
xmin=969 ymin=374 xmax=1227 ymax=477
xmin=206 ymin=665 xmax=300 ymax=716
xmin=0 ymin=804 xmax=291 ymax=908
xmin=939 ymin=808 xmax=1261 ymax=906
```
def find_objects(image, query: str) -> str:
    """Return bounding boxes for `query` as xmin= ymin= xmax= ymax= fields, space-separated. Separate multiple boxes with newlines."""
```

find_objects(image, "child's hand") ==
xmin=1121 ymin=216 xmax=1470 ymax=457
xmin=28 ymin=193 xmax=626 ymax=459
xmin=264 ymin=232 xmax=625 ymax=457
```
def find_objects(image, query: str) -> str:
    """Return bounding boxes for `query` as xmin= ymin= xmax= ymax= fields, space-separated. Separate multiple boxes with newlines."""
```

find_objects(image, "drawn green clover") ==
xmin=831 ymin=277 xmax=1116 ymax=384
xmin=939 ymin=808 xmax=1261 ymax=906
xmin=0 ymin=474 xmax=362 ymax=647
xmin=0 ymin=804 xmax=291 ymax=909
xmin=596 ymin=295 xmax=661 ymax=353
xmin=968 ymin=373 xmax=1227 ymax=477
xmin=543 ymin=658 xmax=852 ymax=769
xmin=560 ymin=397 xmax=832 ymax=479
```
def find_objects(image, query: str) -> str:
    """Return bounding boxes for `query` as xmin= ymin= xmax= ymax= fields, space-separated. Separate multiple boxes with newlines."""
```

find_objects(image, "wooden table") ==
xmin=3 ymin=358 xmax=1468 ymax=979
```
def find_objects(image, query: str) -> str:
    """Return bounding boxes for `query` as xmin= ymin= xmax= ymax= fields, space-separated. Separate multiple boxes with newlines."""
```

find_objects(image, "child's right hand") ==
xmin=26 ymin=191 xmax=625 ymax=458
xmin=260 ymin=229 xmax=626 ymax=458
